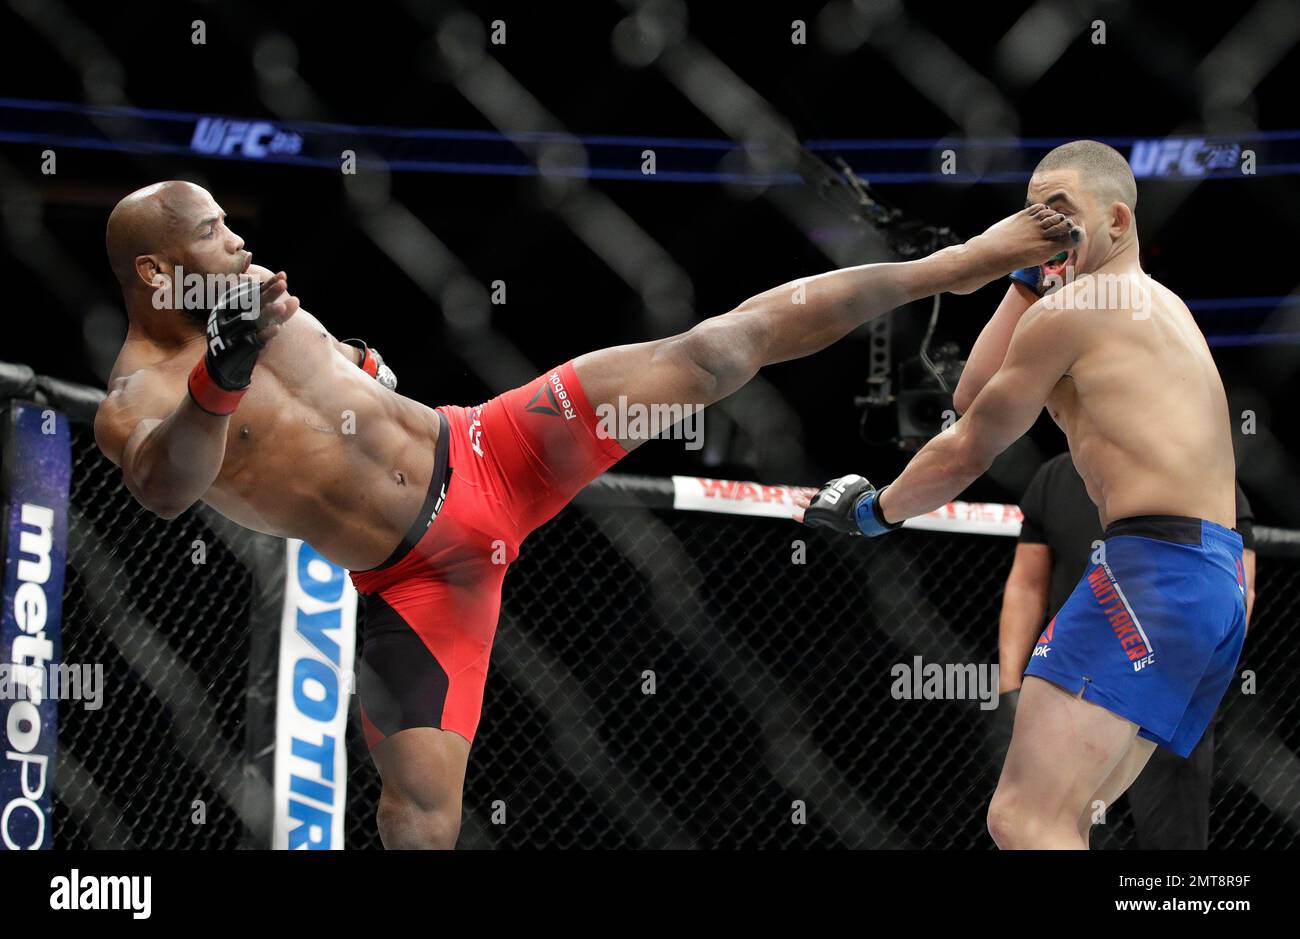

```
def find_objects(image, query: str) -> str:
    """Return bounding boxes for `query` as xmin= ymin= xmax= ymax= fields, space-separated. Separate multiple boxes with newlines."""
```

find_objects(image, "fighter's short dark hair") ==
xmin=1033 ymin=140 xmax=1137 ymax=211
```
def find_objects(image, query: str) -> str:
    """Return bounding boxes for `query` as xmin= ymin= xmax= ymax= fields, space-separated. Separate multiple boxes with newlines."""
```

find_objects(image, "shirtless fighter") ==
xmin=96 ymin=180 xmax=1076 ymax=849
xmin=801 ymin=140 xmax=1247 ymax=849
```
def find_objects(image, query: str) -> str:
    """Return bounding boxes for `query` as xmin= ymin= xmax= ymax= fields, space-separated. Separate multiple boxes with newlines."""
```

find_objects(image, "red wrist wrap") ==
xmin=359 ymin=345 xmax=380 ymax=378
xmin=188 ymin=358 xmax=247 ymax=416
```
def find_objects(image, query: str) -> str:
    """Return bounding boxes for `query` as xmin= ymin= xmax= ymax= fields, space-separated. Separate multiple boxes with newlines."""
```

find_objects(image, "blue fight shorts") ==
xmin=1023 ymin=515 xmax=1247 ymax=757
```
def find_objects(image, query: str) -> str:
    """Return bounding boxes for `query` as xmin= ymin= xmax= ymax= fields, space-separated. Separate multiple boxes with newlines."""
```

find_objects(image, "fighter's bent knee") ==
xmin=673 ymin=316 xmax=760 ymax=402
xmin=986 ymin=795 xmax=1019 ymax=849
xmin=987 ymin=788 xmax=1084 ymax=850
xmin=376 ymin=790 xmax=462 ymax=850
xmin=986 ymin=789 xmax=1040 ymax=850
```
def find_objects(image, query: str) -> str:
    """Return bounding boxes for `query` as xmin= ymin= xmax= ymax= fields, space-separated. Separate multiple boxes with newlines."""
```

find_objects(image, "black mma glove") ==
xmin=803 ymin=474 xmax=903 ymax=537
xmin=188 ymin=275 xmax=269 ymax=415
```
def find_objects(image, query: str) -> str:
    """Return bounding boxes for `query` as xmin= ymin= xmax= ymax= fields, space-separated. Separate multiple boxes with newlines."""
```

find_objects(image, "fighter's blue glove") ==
xmin=1010 ymin=250 xmax=1070 ymax=297
xmin=1009 ymin=265 xmax=1044 ymax=296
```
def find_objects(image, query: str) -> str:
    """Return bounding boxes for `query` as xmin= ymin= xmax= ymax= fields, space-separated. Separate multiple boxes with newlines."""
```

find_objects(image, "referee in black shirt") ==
xmin=993 ymin=452 xmax=1256 ymax=849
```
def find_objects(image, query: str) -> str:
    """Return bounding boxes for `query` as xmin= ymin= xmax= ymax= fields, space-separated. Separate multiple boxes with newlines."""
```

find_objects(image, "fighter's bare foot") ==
xmin=949 ymin=205 xmax=1081 ymax=295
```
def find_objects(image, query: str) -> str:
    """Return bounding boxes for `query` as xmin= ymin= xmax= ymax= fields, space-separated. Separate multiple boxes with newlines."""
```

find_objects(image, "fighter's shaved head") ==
xmin=105 ymin=180 xmax=209 ymax=288
xmin=1033 ymin=140 xmax=1137 ymax=212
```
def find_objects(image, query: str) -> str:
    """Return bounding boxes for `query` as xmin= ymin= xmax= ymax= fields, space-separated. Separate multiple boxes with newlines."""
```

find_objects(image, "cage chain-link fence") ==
xmin=55 ymin=426 xmax=253 ymax=849
xmin=45 ymin=425 xmax=1300 ymax=850
xmin=343 ymin=502 xmax=1300 ymax=850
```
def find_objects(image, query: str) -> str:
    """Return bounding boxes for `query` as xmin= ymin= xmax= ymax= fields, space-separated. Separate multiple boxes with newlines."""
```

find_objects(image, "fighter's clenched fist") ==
xmin=798 ymin=473 xmax=903 ymax=537
xmin=188 ymin=271 xmax=299 ymax=415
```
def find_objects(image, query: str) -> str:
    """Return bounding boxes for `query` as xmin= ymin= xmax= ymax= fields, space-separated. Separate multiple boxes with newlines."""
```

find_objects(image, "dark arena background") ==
xmin=2 ymin=0 xmax=1300 ymax=863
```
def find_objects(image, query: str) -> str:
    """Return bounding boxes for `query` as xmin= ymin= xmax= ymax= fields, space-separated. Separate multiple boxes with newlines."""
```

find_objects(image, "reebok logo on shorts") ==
xmin=1033 ymin=617 xmax=1054 ymax=657
xmin=350 ymin=361 xmax=625 ymax=748
xmin=524 ymin=372 xmax=577 ymax=420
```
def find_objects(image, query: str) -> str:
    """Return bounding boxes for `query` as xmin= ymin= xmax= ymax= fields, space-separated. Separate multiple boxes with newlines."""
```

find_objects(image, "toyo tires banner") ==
xmin=272 ymin=539 xmax=356 ymax=849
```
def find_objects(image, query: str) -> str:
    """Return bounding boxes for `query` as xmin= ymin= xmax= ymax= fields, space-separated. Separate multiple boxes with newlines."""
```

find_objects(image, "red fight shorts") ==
xmin=349 ymin=362 xmax=626 ymax=747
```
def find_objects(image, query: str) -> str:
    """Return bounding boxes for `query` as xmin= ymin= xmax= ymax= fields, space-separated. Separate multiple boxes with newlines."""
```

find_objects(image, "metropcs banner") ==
xmin=272 ymin=540 xmax=356 ymax=849
xmin=0 ymin=403 xmax=70 ymax=850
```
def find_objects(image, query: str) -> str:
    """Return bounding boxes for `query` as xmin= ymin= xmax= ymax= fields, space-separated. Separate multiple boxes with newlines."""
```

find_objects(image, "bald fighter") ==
xmin=96 ymin=180 xmax=1076 ymax=848
xmin=801 ymin=141 xmax=1247 ymax=849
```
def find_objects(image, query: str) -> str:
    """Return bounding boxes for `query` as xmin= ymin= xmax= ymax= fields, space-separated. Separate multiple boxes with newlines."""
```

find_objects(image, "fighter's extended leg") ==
xmin=371 ymin=728 xmax=471 ymax=849
xmin=363 ymin=205 xmax=1079 ymax=850
xmin=573 ymin=205 xmax=1077 ymax=447
xmin=987 ymin=675 xmax=1141 ymax=850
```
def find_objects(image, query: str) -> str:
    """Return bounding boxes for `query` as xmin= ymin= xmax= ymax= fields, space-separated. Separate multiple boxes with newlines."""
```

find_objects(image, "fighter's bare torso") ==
xmin=1043 ymin=266 xmax=1236 ymax=530
xmin=104 ymin=305 xmax=440 ymax=571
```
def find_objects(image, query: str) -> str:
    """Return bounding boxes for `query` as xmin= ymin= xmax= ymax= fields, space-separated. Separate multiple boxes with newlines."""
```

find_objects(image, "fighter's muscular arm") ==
xmin=95 ymin=365 xmax=229 ymax=519
xmin=95 ymin=270 xmax=299 ymax=519
xmin=877 ymin=301 xmax=1081 ymax=523
xmin=952 ymin=283 xmax=1038 ymax=414
xmin=998 ymin=543 xmax=1051 ymax=692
